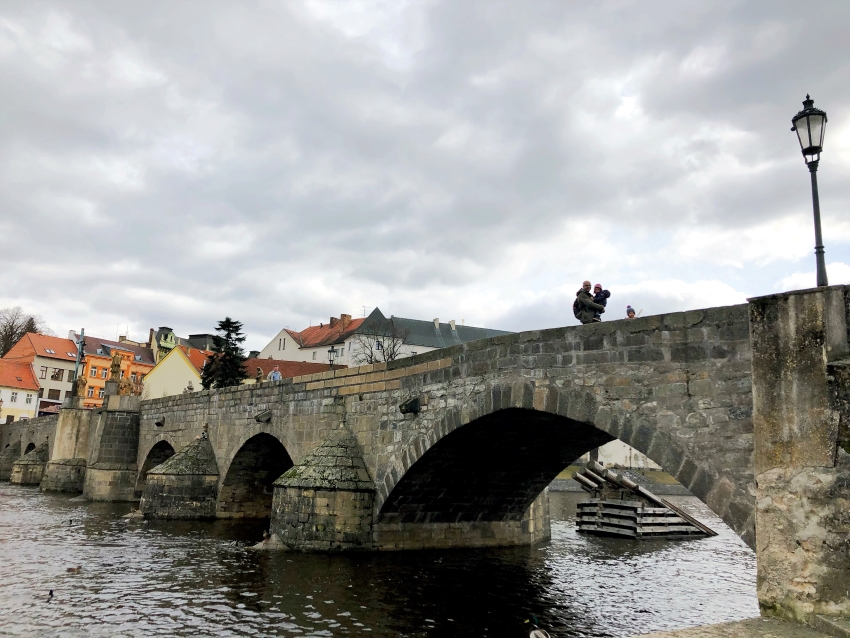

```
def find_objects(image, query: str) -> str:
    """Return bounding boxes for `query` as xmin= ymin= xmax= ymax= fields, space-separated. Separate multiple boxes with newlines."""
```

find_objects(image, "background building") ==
xmin=143 ymin=348 xmax=339 ymax=398
xmin=70 ymin=332 xmax=156 ymax=409
xmin=2 ymin=333 xmax=79 ymax=414
xmin=259 ymin=309 xmax=511 ymax=367
xmin=0 ymin=360 xmax=40 ymax=423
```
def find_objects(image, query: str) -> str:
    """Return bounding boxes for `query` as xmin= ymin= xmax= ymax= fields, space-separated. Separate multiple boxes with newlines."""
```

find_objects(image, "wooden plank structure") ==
xmin=574 ymin=461 xmax=717 ymax=540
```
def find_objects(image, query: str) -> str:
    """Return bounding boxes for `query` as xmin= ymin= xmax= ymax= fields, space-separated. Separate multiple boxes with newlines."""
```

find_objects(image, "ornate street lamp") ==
xmin=791 ymin=95 xmax=829 ymax=287
xmin=327 ymin=346 xmax=337 ymax=369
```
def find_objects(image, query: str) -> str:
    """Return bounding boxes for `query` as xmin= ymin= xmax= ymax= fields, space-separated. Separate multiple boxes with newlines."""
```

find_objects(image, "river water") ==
xmin=0 ymin=484 xmax=757 ymax=637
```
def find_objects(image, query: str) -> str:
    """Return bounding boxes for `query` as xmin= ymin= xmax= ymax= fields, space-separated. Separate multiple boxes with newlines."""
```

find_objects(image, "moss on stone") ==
xmin=274 ymin=428 xmax=372 ymax=490
xmin=148 ymin=437 xmax=219 ymax=476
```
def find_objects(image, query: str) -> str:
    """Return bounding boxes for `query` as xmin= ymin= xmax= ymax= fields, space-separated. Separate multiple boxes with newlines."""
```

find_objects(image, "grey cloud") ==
xmin=1 ymin=0 xmax=849 ymax=347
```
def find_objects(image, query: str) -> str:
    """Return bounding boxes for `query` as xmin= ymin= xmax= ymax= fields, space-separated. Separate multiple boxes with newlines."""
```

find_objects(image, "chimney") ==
xmin=433 ymin=318 xmax=440 ymax=329
xmin=118 ymin=335 xmax=127 ymax=342
xmin=340 ymin=314 xmax=352 ymax=328
xmin=329 ymin=317 xmax=339 ymax=329
xmin=449 ymin=320 xmax=456 ymax=331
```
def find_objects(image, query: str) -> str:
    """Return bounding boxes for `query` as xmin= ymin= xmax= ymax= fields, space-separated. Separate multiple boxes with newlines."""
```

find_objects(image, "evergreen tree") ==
xmin=200 ymin=317 xmax=248 ymax=389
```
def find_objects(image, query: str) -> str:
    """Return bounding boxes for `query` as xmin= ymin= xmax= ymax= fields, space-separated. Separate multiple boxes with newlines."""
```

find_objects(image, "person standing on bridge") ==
xmin=574 ymin=281 xmax=606 ymax=324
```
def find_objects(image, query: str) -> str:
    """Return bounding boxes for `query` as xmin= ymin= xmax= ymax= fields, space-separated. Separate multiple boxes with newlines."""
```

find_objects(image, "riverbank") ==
xmin=632 ymin=617 xmax=836 ymax=638
xmin=551 ymin=465 xmax=694 ymax=495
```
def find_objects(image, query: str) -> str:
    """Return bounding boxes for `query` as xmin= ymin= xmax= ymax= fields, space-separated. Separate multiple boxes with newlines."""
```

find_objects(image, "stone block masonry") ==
xmin=83 ymin=403 xmax=142 ymax=502
xmin=10 ymin=439 xmax=50 ymax=485
xmin=750 ymin=287 xmax=850 ymax=623
xmin=140 ymin=435 xmax=220 ymax=519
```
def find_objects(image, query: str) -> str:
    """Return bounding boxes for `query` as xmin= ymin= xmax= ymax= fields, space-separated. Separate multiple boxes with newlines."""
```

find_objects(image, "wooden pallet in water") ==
xmin=573 ymin=462 xmax=716 ymax=540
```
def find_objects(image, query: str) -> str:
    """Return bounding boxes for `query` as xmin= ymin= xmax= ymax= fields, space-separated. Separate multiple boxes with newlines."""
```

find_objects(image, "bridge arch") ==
xmin=24 ymin=442 xmax=35 ymax=454
xmin=377 ymin=381 xmax=754 ymax=547
xmin=217 ymin=431 xmax=294 ymax=519
xmin=136 ymin=438 xmax=176 ymax=495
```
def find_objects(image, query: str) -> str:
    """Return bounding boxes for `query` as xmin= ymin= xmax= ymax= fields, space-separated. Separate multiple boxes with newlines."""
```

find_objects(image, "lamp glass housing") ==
xmin=791 ymin=96 xmax=827 ymax=163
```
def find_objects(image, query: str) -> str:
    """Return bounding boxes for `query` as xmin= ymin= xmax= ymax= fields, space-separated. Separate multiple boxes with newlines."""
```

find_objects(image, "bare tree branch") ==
xmin=0 ymin=307 xmax=51 ymax=356
xmin=351 ymin=318 xmax=409 ymax=365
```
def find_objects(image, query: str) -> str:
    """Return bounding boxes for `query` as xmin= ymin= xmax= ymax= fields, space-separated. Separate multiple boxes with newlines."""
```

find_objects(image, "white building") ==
xmin=2 ymin=333 xmax=80 ymax=415
xmin=258 ymin=309 xmax=512 ymax=367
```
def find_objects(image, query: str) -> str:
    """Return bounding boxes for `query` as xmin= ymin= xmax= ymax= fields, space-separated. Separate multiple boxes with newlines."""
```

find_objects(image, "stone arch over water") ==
xmin=217 ymin=432 xmax=294 ymax=519
xmin=136 ymin=440 xmax=176 ymax=495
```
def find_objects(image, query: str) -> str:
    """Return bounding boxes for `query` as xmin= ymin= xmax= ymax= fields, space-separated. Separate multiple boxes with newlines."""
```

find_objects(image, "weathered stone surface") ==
xmin=139 ymin=435 xmax=220 ymax=520
xmin=40 ymin=458 xmax=87 ymax=493
xmin=10 ymin=440 xmax=49 ymax=485
xmin=83 ymin=408 xmax=141 ymax=502
xmin=750 ymin=288 xmax=850 ymax=622
xmin=274 ymin=428 xmax=372 ymax=491
xmin=271 ymin=428 xmax=375 ymax=550
xmin=0 ymin=440 xmax=21 ymax=480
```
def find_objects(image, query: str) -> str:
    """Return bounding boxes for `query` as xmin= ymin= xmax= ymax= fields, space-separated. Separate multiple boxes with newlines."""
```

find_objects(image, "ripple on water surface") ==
xmin=0 ymin=486 xmax=757 ymax=637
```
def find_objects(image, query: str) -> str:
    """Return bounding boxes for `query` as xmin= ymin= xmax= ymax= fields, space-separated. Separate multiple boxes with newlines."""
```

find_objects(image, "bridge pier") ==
xmin=82 ymin=387 xmax=142 ymax=502
xmin=0 ymin=440 xmax=21 ymax=480
xmin=750 ymin=286 xmax=850 ymax=622
xmin=10 ymin=439 xmax=49 ymax=485
xmin=41 ymin=401 xmax=91 ymax=493
xmin=139 ymin=432 xmax=220 ymax=519
xmin=271 ymin=428 xmax=375 ymax=550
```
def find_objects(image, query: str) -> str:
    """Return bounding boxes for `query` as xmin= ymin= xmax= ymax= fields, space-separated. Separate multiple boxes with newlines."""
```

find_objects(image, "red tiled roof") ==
xmin=3 ymin=333 xmax=78 ymax=363
xmin=0 ymin=360 xmax=40 ymax=391
xmin=244 ymin=358 xmax=343 ymax=379
xmin=287 ymin=317 xmax=366 ymax=349
xmin=177 ymin=345 xmax=215 ymax=373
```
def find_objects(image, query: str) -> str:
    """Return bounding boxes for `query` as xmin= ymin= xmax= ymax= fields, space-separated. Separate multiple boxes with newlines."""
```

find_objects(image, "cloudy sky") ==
xmin=1 ymin=1 xmax=849 ymax=351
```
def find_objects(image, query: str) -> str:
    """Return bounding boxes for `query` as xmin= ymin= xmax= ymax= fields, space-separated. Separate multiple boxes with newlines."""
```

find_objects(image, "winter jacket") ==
xmin=593 ymin=289 xmax=611 ymax=319
xmin=576 ymin=289 xmax=606 ymax=324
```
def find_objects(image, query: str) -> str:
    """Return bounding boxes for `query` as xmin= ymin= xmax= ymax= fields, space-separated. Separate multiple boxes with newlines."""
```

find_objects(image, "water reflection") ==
xmin=0 ymin=485 xmax=757 ymax=637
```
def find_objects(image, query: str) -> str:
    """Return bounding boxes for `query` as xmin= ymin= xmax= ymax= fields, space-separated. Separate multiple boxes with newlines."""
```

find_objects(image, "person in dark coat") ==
xmin=592 ymin=283 xmax=611 ymax=321
xmin=576 ymin=281 xmax=606 ymax=324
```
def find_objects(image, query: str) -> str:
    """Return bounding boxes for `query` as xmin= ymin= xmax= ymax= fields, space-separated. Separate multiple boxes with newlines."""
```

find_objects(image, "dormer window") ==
xmin=135 ymin=355 xmax=142 ymax=361
xmin=96 ymin=348 xmax=103 ymax=354
xmin=66 ymin=352 xmax=76 ymax=357
xmin=45 ymin=349 xmax=55 ymax=354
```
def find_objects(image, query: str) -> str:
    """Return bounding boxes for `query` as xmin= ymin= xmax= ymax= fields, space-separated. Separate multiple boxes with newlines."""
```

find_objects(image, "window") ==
xmin=411 ymin=351 xmax=417 ymax=356
xmin=101 ymin=368 xmax=107 ymax=379
xmin=130 ymin=372 xmax=137 ymax=382
xmin=39 ymin=367 xmax=48 ymax=379
xmin=47 ymin=389 xmax=60 ymax=401
xmin=87 ymin=387 xmax=94 ymax=398
xmin=90 ymin=367 xmax=97 ymax=377
xmin=98 ymin=388 xmax=104 ymax=399
xmin=279 ymin=338 xmax=281 ymax=350
xmin=375 ymin=340 xmax=383 ymax=351
xmin=25 ymin=394 xmax=32 ymax=404
xmin=44 ymin=349 xmax=55 ymax=354
xmin=64 ymin=391 xmax=72 ymax=399
xmin=10 ymin=392 xmax=18 ymax=402
xmin=120 ymin=370 xmax=125 ymax=379
xmin=68 ymin=370 xmax=76 ymax=382
xmin=66 ymin=352 xmax=76 ymax=358
xmin=135 ymin=355 xmax=141 ymax=361
xmin=312 ymin=351 xmax=316 ymax=360
xmin=51 ymin=369 xmax=64 ymax=381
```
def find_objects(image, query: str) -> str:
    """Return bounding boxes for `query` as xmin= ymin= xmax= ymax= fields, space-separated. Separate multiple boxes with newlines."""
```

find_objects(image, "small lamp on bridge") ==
xmin=327 ymin=346 xmax=337 ymax=369
xmin=791 ymin=94 xmax=829 ymax=287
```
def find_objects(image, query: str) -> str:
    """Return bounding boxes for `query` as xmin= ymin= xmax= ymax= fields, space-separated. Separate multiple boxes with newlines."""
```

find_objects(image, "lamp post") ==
xmin=791 ymin=95 xmax=829 ymax=287
xmin=327 ymin=346 xmax=337 ymax=370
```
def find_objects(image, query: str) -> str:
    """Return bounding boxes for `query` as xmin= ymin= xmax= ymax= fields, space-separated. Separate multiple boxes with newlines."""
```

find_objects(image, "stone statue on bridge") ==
xmin=109 ymin=352 xmax=122 ymax=380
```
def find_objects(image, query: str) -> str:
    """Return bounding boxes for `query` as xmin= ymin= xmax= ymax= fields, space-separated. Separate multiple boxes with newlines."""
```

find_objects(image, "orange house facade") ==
xmin=73 ymin=334 xmax=156 ymax=409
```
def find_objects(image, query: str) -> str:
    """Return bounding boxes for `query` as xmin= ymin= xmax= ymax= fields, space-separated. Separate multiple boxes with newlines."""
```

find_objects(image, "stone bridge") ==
xmin=2 ymin=286 xmax=848 ymax=622
xmin=136 ymin=301 xmax=755 ymax=548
